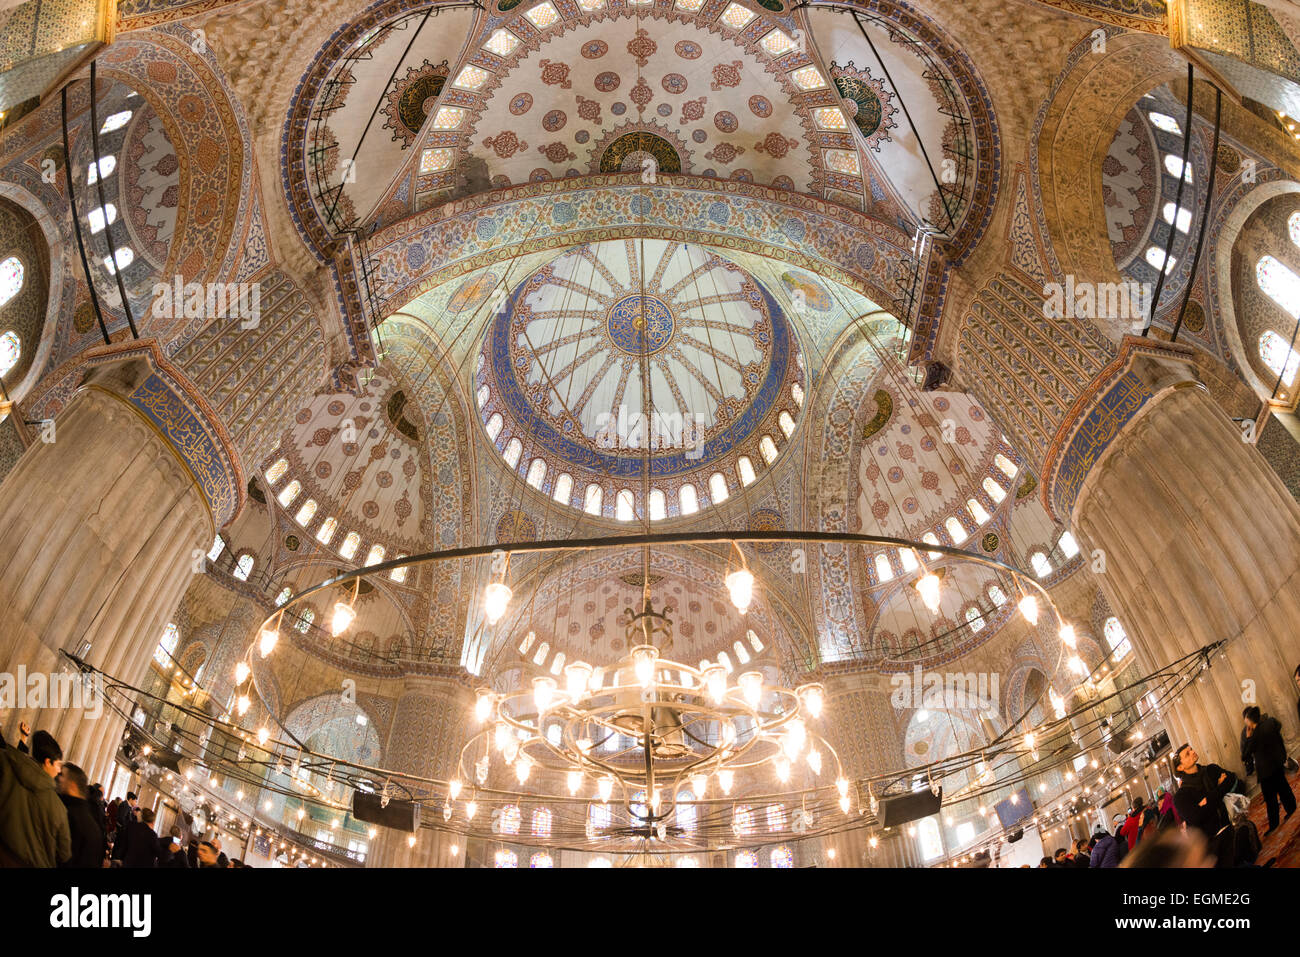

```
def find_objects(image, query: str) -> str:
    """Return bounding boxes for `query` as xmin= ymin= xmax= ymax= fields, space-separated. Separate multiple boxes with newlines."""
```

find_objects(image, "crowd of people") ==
xmin=0 ymin=721 xmax=245 ymax=868
xmin=1038 ymin=685 xmax=1299 ymax=869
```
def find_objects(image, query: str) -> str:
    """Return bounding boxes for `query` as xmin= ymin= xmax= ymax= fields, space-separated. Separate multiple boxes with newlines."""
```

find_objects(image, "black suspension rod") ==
xmin=88 ymin=60 xmax=138 ymax=339
xmin=61 ymin=84 xmax=112 ymax=346
xmin=1144 ymin=63 xmax=1195 ymax=336
xmin=1172 ymin=84 xmax=1221 ymax=343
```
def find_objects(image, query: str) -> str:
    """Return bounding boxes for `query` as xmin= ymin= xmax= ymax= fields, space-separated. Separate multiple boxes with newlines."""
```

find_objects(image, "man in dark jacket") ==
xmin=111 ymin=792 xmax=138 ymax=862
xmin=1173 ymin=743 xmax=1235 ymax=866
xmin=120 ymin=807 xmax=164 ymax=868
xmin=56 ymin=763 xmax=104 ymax=868
xmin=1241 ymin=706 xmax=1296 ymax=833
xmin=0 ymin=729 xmax=71 ymax=866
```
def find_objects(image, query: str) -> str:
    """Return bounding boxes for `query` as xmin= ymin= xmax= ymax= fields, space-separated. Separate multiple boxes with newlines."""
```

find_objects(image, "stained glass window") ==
xmin=679 ymin=484 xmax=698 ymax=515
xmin=1260 ymin=330 xmax=1300 ymax=385
xmin=1148 ymin=112 xmax=1182 ymax=135
xmin=1104 ymin=617 xmax=1132 ymax=658
xmin=737 ymin=457 xmax=756 ymax=486
xmin=676 ymin=791 xmax=697 ymax=831
xmin=100 ymin=110 xmax=132 ymax=133
xmin=87 ymin=156 xmax=117 ymax=185
xmin=294 ymin=499 xmax=317 ymax=526
xmin=494 ymin=850 xmax=517 ymax=868
xmin=316 ymin=517 xmax=337 ymax=544
xmin=1030 ymin=551 xmax=1053 ymax=578
xmin=988 ymin=585 xmax=1007 ymax=607
xmin=709 ymin=473 xmax=729 ymax=504
xmin=0 ymin=331 xmax=19 ymax=378
xmin=779 ymin=411 xmax=796 ymax=438
xmin=589 ymin=857 xmax=612 ymax=868
xmin=0 ymin=257 xmax=24 ymax=307
xmin=234 ymin=553 xmax=254 ymax=581
xmin=589 ymin=803 xmax=611 ymax=830
xmin=529 ymin=852 xmax=553 ymax=868
xmin=874 ymin=553 xmax=893 ymax=582
xmin=207 ymin=536 xmax=225 ymax=561
xmin=771 ymin=846 xmax=794 ymax=868
xmin=88 ymin=204 xmax=117 ymax=234
xmin=275 ymin=587 xmax=292 ymax=607
xmin=501 ymin=805 xmax=521 ymax=835
xmin=1162 ymin=202 xmax=1191 ymax=233
xmin=553 ymin=473 xmax=573 ymax=505
xmin=1163 ymin=154 xmax=1192 ymax=182
xmin=526 ymin=458 xmax=546 ymax=489
xmin=733 ymin=804 xmax=755 ymax=836
xmin=1257 ymin=257 xmax=1300 ymax=320
xmin=155 ymin=622 xmax=180 ymax=667
xmin=735 ymin=850 xmax=758 ymax=868
xmin=390 ymin=557 xmax=408 ymax=583
xmin=338 ymin=532 xmax=361 ymax=560
xmin=649 ymin=488 xmax=667 ymax=520
xmin=294 ymin=608 xmax=314 ymax=633
xmin=759 ymin=435 xmax=779 ymax=464
xmin=994 ymin=454 xmax=1018 ymax=479
xmin=276 ymin=480 xmax=301 ymax=507
xmin=967 ymin=498 xmax=990 ymax=525
xmin=765 ymin=804 xmax=787 ymax=832
xmin=1058 ymin=531 xmax=1080 ymax=559
xmin=264 ymin=459 xmax=289 ymax=484
xmin=531 ymin=807 xmax=552 ymax=837
xmin=616 ymin=489 xmax=635 ymax=521
xmin=965 ymin=606 xmax=984 ymax=634
xmin=1290 ymin=212 xmax=1300 ymax=249
xmin=983 ymin=477 xmax=1006 ymax=503
xmin=945 ymin=516 xmax=968 ymax=544
xmin=503 ymin=437 xmax=522 ymax=468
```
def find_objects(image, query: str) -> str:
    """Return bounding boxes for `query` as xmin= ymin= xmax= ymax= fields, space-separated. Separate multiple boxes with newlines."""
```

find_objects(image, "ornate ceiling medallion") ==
xmin=383 ymin=60 xmax=451 ymax=149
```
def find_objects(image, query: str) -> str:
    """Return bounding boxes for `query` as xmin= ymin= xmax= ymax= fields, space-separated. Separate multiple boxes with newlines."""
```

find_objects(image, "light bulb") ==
xmin=296 ymin=808 xmax=305 ymax=821
xmin=785 ymin=717 xmax=806 ymax=754
xmin=598 ymin=777 xmax=614 ymax=803
xmin=234 ymin=661 xmax=251 ymax=685
xmin=690 ymin=772 xmax=708 ymax=797
xmin=704 ymin=665 xmax=726 ymax=703
xmin=407 ymin=835 xmax=416 ymax=849
xmin=1068 ymin=655 xmax=1087 ymax=675
xmin=807 ymin=749 xmax=822 ymax=775
xmin=330 ymin=601 xmax=355 ymax=637
xmin=1019 ymin=594 xmax=1039 ymax=625
xmin=774 ymin=757 xmax=791 ymax=782
xmin=725 ymin=569 xmax=754 ymax=613
xmin=369 ymin=827 xmax=377 ymax=839
xmin=721 ymin=720 xmax=737 ymax=749
xmin=484 ymin=582 xmax=512 ymax=624
xmin=465 ymin=801 xmax=477 ymax=820
xmin=259 ymin=625 xmax=279 ymax=658
xmin=1024 ymin=731 xmax=1036 ymax=751
xmin=717 ymin=769 xmax=734 ymax=795
xmin=651 ymin=787 xmax=662 ymax=813
xmin=474 ymin=689 xmax=494 ymax=723
xmin=917 ymin=573 xmax=942 ymax=613
xmin=565 ymin=661 xmax=592 ymax=700
xmin=839 ymin=794 xmax=851 ymax=814
xmin=257 ymin=727 xmax=269 ymax=746
xmin=502 ymin=736 xmax=519 ymax=765
xmin=568 ymin=770 xmax=583 ymax=795
xmin=739 ymin=671 xmax=763 ymax=709
xmin=448 ymin=779 xmax=463 ymax=801
xmin=533 ymin=675 xmax=557 ymax=712
xmin=494 ymin=721 xmax=512 ymax=753
xmin=451 ymin=844 xmax=459 ymax=857
xmin=236 ymin=694 xmax=250 ymax=716
xmin=798 ymin=683 xmax=824 ymax=719
xmin=515 ymin=754 xmax=532 ymax=783
xmin=1059 ymin=623 xmax=1077 ymax=648
xmin=836 ymin=777 xmax=849 ymax=799
xmin=631 ymin=645 xmax=658 ymax=688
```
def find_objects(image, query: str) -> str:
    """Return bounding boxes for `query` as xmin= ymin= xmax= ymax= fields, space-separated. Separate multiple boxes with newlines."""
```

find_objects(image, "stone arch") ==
xmin=0 ymin=185 xmax=59 ymax=402
xmin=283 ymin=691 xmax=382 ymax=767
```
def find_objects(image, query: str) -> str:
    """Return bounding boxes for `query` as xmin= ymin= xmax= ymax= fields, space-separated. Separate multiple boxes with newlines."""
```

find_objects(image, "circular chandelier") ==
xmin=459 ymin=592 xmax=847 ymax=840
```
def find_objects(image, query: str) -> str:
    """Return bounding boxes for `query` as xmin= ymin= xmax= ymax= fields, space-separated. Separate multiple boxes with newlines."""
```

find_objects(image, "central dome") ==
xmin=476 ymin=239 xmax=804 ymax=521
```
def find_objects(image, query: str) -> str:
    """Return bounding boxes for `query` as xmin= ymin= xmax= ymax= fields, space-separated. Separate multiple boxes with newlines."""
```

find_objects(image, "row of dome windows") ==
xmin=517 ymin=627 xmax=764 ymax=685
xmin=263 ymin=458 xmax=410 ymax=583
xmin=489 ymin=796 xmax=796 ymax=844
xmin=490 ymin=848 xmax=792 ymax=868
xmin=480 ymin=383 xmax=805 ymax=519
xmin=1254 ymin=212 xmax=1300 ymax=389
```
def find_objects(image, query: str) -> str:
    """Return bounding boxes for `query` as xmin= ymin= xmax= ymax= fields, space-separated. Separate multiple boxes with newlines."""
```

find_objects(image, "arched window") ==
xmin=718 ymin=651 xmax=733 ymax=674
xmin=765 ymin=803 xmax=787 ymax=832
xmin=967 ymin=498 xmax=990 ymax=525
xmin=759 ymin=435 xmax=779 ymax=464
xmin=88 ymin=204 xmax=117 ymax=234
xmin=316 ymin=517 xmax=338 ymax=545
xmin=552 ymin=472 xmax=573 ymax=505
xmin=994 ymin=454 xmax=1018 ymax=479
xmin=918 ymin=817 xmax=944 ymax=861
xmin=0 ymin=331 xmax=19 ymax=377
xmin=275 ymin=587 xmax=292 ymax=607
xmin=338 ymin=532 xmax=361 ymax=560
xmin=965 ymin=606 xmax=984 ymax=633
xmin=265 ymin=459 xmax=289 ymax=485
xmin=233 ymin=553 xmax=254 ymax=581
xmin=1259 ymin=330 xmax=1300 ymax=385
xmin=899 ymin=548 xmax=919 ymax=572
xmin=550 ymin=651 xmax=565 ymax=675
xmin=1058 ymin=531 xmax=1080 ymax=559
xmin=1104 ymin=616 xmax=1132 ymax=658
xmin=503 ymin=437 xmax=522 ymax=468
xmin=709 ymin=473 xmax=729 ymax=504
xmin=1148 ymin=111 xmax=1182 ymax=135
xmin=589 ymin=804 xmax=611 ymax=830
xmin=1290 ymin=211 xmax=1300 ymax=248
xmin=526 ymin=458 xmax=546 ymax=489
xmin=771 ymin=845 xmax=794 ymax=868
xmin=103 ymin=247 xmax=134 ymax=274
xmin=616 ymin=489 xmax=636 ymax=521
xmin=922 ymin=532 xmax=941 ymax=558
xmin=476 ymin=385 xmax=490 ymax=407
xmin=1144 ymin=246 xmax=1176 ymax=274
xmin=364 ymin=544 xmax=385 ymax=566
xmin=276 ymin=480 xmax=301 ymax=507
xmin=988 ymin=585 xmax=1007 ymax=607
xmin=500 ymin=805 xmax=521 ymax=835
xmin=584 ymin=484 xmax=603 ymax=516
xmin=679 ymin=484 xmax=699 ymax=515
xmin=485 ymin=413 xmax=504 ymax=442
xmin=390 ymin=557 xmax=409 ymax=584
xmin=294 ymin=608 xmax=315 ymax=634
xmin=778 ymin=410 xmax=796 ymax=438
xmin=207 ymin=536 xmax=225 ymax=561
xmin=733 ymin=640 xmax=750 ymax=664
xmin=1162 ymin=202 xmax=1191 ymax=233
xmin=1030 ymin=551 xmax=1053 ymax=578
xmin=533 ymin=641 xmax=549 ymax=666
xmin=589 ymin=856 xmax=612 ymax=868
xmin=100 ymin=110 xmax=132 ymax=133
xmin=1163 ymin=154 xmax=1192 ymax=182
xmin=737 ymin=456 xmax=756 ymax=486
xmin=945 ymin=516 xmax=968 ymax=544
xmin=494 ymin=850 xmax=518 ymax=868
xmin=294 ymin=499 xmax=317 ymax=526
xmin=0 ymin=257 xmax=24 ymax=307
xmin=1257 ymin=257 xmax=1300 ymax=320
xmin=747 ymin=629 xmax=764 ymax=652
xmin=735 ymin=850 xmax=758 ymax=868
xmin=982 ymin=477 xmax=1006 ymax=503
xmin=649 ymin=488 xmax=666 ymax=521
xmin=874 ymin=553 xmax=894 ymax=582
xmin=529 ymin=852 xmax=553 ymax=868
xmin=733 ymin=805 xmax=755 ymax=836
xmin=531 ymin=807 xmax=552 ymax=837
xmin=87 ymin=155 xmax=117 ymax=184
xmin=155 ymin=622 xmax=180 ymax=667
xmin=676 ymin=791 xmax=697 ymax=831
xmin=791 ymin=382 xmax=804 ymax=407
xmin=545 ymin=722 xmax=561 ymax=746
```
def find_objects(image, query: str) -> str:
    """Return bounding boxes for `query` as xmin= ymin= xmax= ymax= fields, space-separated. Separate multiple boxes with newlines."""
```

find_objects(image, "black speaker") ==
xmin=878 ymin=787 xmax=942 ymax=828
xmin=1006 ymin=827 xmax=1024 ymax=843
xmin=352 ymin=791 xmax=420 ymax=833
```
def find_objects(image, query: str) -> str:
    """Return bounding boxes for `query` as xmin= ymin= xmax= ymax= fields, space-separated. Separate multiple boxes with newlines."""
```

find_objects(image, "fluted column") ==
xmin=367 ymin=826 xmax=464 ymax=868
xmin=0 ymin=364 xmax=214 ymax=782
xmin=1072 ymin=379 xmax=1300 ymax=770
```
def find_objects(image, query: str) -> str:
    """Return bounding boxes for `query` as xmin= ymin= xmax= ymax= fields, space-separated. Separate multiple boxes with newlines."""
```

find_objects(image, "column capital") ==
xmin=1042 ymin=336 xmax=1200 ymax=523
xmin=78 ymin=338 xmax=245 ymax=527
